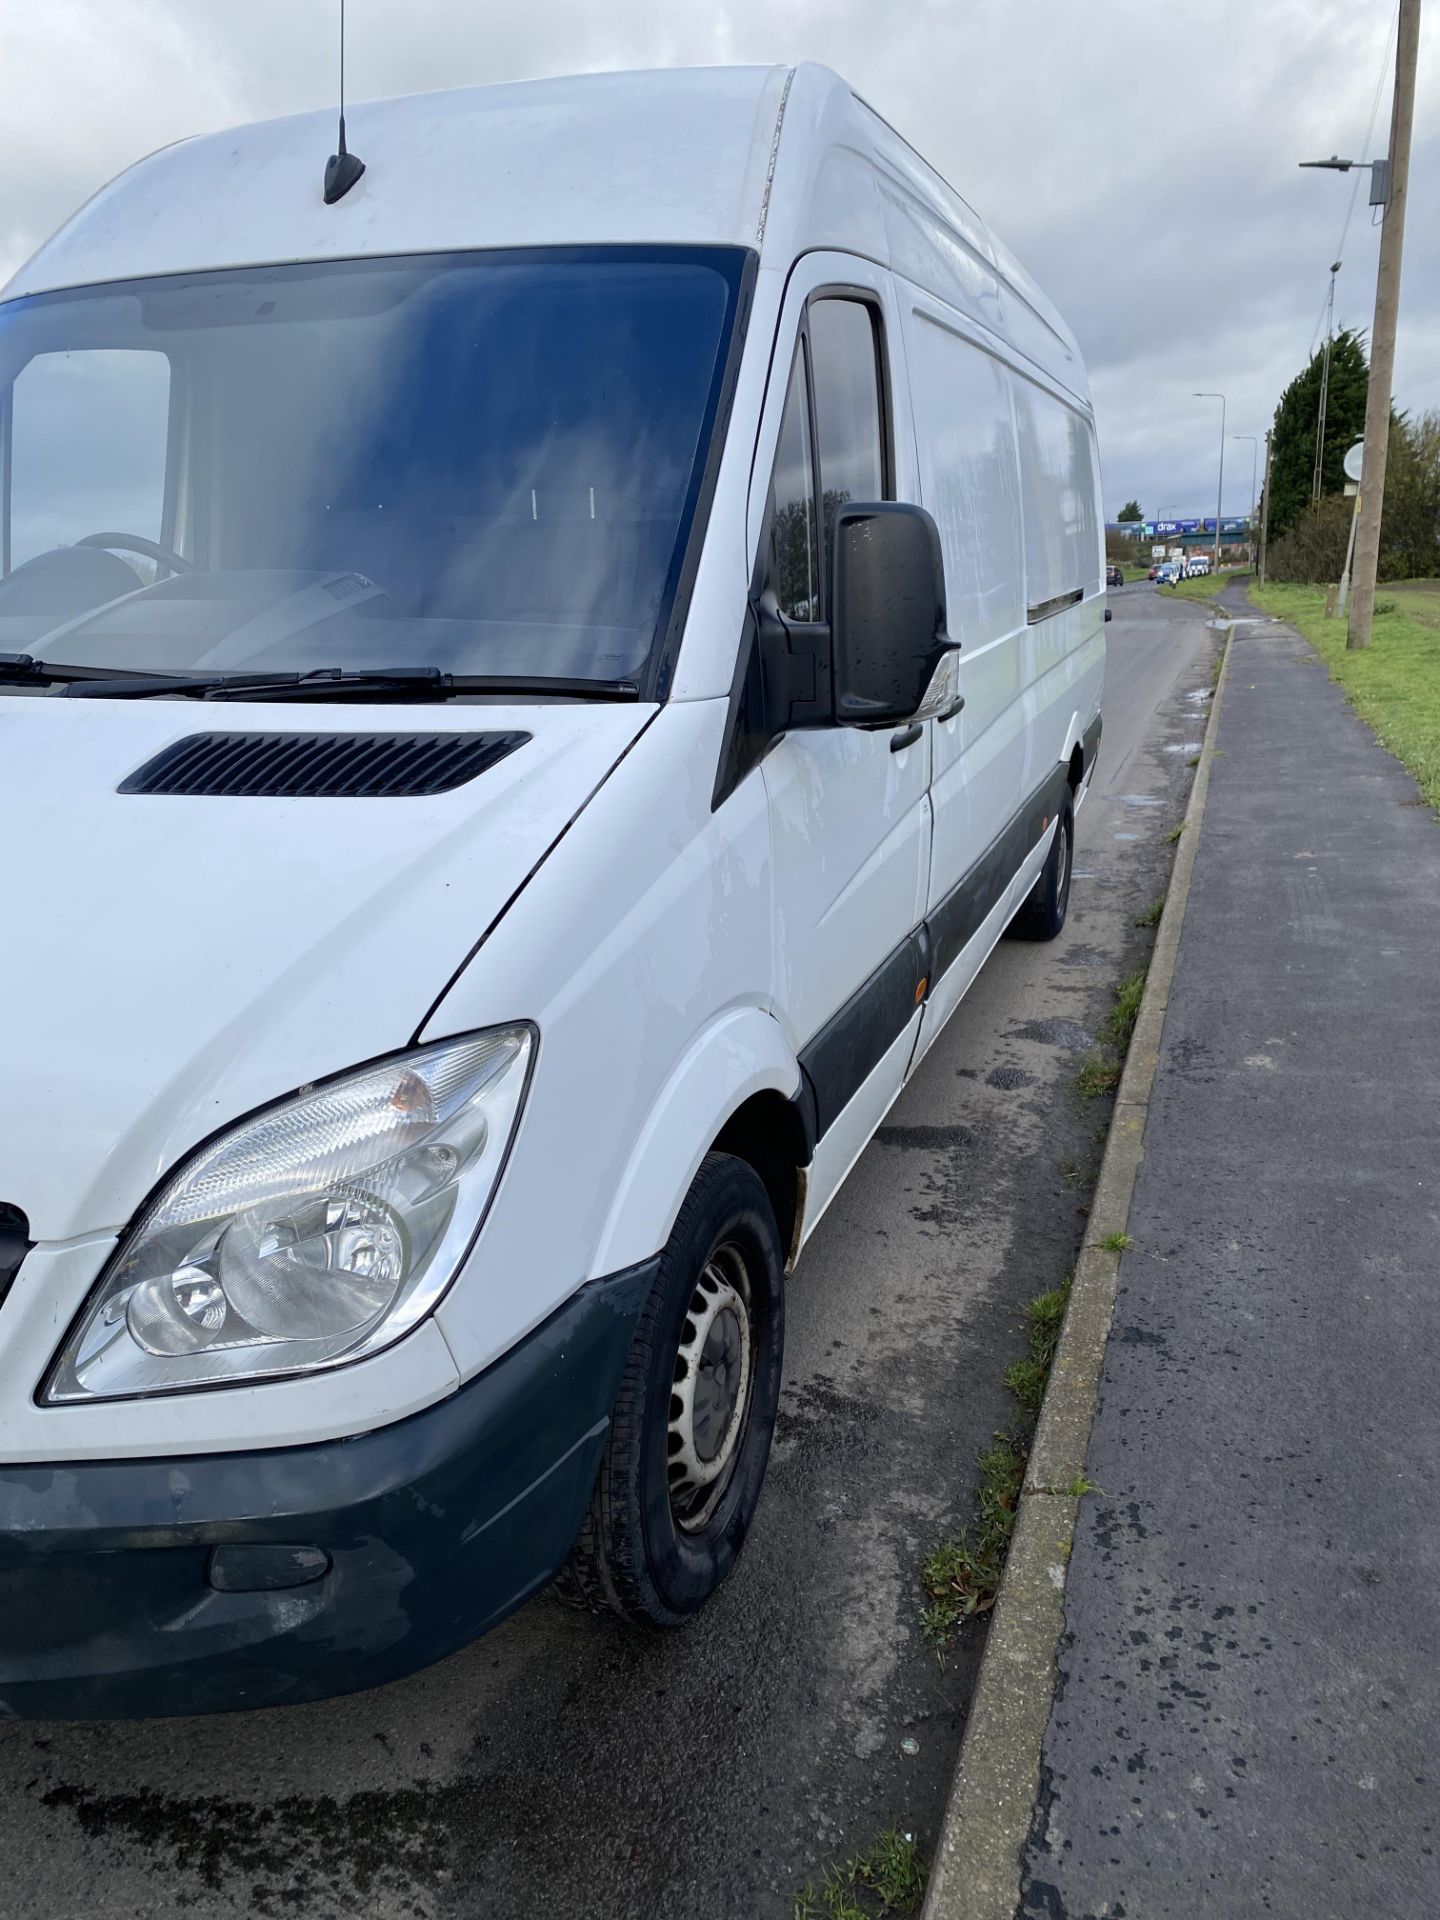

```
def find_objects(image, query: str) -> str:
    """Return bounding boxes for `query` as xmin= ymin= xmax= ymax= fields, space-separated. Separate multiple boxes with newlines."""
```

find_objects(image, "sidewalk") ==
xmin=1021 ymin=605 xmax=1440 ymax=1914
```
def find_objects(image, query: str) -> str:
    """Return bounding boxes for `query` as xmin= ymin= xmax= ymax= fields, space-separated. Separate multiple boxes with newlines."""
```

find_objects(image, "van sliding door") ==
xmin=901 ymin=300 xmax=1028 ymax=1048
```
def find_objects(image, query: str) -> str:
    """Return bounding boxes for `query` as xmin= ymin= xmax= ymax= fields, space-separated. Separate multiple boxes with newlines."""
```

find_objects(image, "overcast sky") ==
xmin=3 ymin=1 xmax=1435 ymax=522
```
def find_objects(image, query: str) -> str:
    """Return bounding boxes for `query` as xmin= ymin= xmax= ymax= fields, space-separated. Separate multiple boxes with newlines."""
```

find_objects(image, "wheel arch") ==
xmin=590 ymin=1007 xmax=810 ymax=1278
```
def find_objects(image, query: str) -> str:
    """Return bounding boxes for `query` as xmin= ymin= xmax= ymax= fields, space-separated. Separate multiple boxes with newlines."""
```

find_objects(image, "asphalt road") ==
xmin=0 ymin=586 xmax=1215 ymax=1920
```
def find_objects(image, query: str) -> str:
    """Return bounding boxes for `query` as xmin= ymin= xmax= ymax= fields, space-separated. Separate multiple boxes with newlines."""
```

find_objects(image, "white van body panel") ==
xmin=0 ymin=696 xmax=648 ymax=1243
xmin=423 ymin=698 xmax=776 ymax=1383
xmin=3 ymin=64 xmax=1089 ymax=413
xmin=2 ymin=66 xmax=793 ymax=301
xmin=589 ymin=1005 xmax=800 ymax=1277
xmin=0 ymin=63 xmax=1103 ymax=1469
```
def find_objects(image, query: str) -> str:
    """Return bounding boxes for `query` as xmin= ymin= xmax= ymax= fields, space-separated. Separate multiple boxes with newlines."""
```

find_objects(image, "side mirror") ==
xmin=831 ymin=502 xmax=959 ymax=727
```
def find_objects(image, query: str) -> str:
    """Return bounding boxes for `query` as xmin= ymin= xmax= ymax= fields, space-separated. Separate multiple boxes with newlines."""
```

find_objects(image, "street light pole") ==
xmin=1233 ymin=435 xmax=1259 ymax=569
xmin=1258 ymin=430 xmax=1273 ymax=587
xmin=1195 ymin=393 xmax=1226 ymax=572
xmin=1349 ymin=0 xmax=1421 ymax=649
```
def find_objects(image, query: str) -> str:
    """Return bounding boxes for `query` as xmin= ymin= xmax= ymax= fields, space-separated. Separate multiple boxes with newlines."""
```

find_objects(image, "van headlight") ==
xmin=43 ymin=1027 xmax=534 ymax=1403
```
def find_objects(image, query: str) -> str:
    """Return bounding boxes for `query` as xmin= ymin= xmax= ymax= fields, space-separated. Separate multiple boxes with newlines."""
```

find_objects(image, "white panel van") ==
xmin=0 ymin=65 xmax=1104 ymax=1715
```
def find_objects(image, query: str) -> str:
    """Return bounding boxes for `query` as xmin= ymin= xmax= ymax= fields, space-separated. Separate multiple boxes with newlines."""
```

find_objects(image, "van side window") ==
xmin=765 ymin=349 xmax=820 ymax=622
xmin=808 ymin=299 xmax=886 ymax=581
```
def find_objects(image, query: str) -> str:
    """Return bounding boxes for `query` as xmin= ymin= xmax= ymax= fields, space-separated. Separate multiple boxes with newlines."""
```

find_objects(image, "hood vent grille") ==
xmin=120 ymin=730 xmax=530 ymax=798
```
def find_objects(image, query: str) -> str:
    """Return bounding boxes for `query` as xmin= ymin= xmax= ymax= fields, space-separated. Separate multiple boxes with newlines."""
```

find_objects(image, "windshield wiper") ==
xmin=0 ymin=653 xmax=74 ymax=686
xmin=55 ymin=666 xmax=642 ymax=702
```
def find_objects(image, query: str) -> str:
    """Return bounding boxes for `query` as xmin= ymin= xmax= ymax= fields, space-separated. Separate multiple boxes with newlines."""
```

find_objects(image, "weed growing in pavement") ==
xmin=1062 ymin=1475 xmax=1098 ymax=1497
xmin=1077 ymin=967 xmax=1148 ymax=1101
xmin=920 ymin=1429 xmax=1028 ymax=1647
xmin=1165 ymin=821 xmax=1186 ymax=843
xmin=1099 ymin=1230 xmax=1133 ymax=1252
xmin=1107 ymin=971 xmax=1145 ymax=1052
xmin=1134 ymin=893 xmax=1166 ymax=928
xmin=921 ymin=1280 xmax=1072 ymax=1657
xmin=1076 ymin=1053 xmax=1122 ymax=1098
xmin=794 ymin=1827 xmax=926 ymax=1918
xmin=1186 ymin=753 xmax=1202 ymax=767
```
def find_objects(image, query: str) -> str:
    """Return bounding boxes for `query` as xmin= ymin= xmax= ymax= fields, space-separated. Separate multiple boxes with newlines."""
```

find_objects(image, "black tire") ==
xmin=1010 ymin=787 xmax=1074 ymax=941
xmin=566 ymin=1152 xmax=785 ymax=1625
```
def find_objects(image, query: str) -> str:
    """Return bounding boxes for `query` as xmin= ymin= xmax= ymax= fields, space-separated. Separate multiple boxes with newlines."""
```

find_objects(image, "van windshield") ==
xmin=0 ymin=247 xmax=747 ymax=695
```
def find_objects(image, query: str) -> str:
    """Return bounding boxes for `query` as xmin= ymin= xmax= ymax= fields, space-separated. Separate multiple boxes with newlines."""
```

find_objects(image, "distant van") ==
xmin=0 ymin=64 xmax=1104 ymax=1715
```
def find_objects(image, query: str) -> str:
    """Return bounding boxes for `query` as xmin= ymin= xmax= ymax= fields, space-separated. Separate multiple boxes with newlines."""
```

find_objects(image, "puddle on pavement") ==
xmin=1162 ymin=741 xmax=1204 ymax=755
xmin=986 ymin=1065 xmax=1038 ymax=1090
xmin=1116 ymin=793 xmax=1162 ymax=807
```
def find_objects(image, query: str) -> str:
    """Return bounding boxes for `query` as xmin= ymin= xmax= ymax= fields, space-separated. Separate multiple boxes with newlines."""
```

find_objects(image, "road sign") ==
xmin=1344 ymin=439 xmax=1365 ymax=483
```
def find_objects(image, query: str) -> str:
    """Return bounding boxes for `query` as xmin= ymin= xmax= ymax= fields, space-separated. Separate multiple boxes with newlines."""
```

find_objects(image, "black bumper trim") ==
xmin=0 ymin=1257 xmax=658 ymax=1719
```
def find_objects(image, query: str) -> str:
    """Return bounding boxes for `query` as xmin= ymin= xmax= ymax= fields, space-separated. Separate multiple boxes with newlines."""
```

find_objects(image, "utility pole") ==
xmin=1258 ymin=430 xmax=1273 ymax=586
xmin=1312 ymin=263 xmax=1339 ymax=501
xmin=1194 ymin=393 xmax=1226 ymax=571
xmin=1348 ymin=0 xmax=1421 ymax=650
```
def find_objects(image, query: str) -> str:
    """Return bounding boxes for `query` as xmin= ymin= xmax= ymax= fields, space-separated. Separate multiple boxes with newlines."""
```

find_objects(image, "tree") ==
xmin=1116 ymin=499 xmax=1143 ymax=523
xmin=1380 ymin=411 xmax=1440 ymax=580
xmin=1264 ymin=412 xmax=1440 ymax=583
xmin=1268 ymin=328 xmax=1370 ymax=542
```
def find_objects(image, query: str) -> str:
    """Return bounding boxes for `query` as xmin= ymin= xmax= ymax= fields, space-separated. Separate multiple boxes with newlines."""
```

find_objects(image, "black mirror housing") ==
xmin=831 ymin=501 xmax=956 ymax=727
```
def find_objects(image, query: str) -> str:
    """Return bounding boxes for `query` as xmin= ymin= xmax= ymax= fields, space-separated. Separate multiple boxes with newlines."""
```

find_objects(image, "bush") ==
xmin=1266 ymin=495 xmax=1352 ymax=583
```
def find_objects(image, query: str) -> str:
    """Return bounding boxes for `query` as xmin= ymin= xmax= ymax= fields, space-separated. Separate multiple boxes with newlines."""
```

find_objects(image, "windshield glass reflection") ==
xmin=0 ymin=248 xmax=747 ymax=689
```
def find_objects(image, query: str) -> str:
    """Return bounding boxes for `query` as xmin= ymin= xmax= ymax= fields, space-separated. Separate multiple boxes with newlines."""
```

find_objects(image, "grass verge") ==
xmin=1165 ymin=567 xmax=1248 ymax=604
xmin=794 ymin=1827 xmax=927 ymax=1918
xmin=1250 ymin=581 xmax=1440 ymax=813
xmin=1076 ymin=965 xmax=1147 ymax=1099
xmin=920 ymin=1280 xmax=1070 ymax=1656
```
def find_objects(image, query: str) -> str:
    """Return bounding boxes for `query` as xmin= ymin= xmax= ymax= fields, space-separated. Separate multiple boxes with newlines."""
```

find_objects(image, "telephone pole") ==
xmin=1348 ymin=0 xmax=1421 ymax=650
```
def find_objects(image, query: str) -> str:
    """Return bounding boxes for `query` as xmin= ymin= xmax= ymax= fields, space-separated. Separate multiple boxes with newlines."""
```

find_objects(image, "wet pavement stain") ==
xmin=876 ymin=1122 xmax=974 ymax=1152
xmin=1007 ymin=1017 xmax=1094 ymax=1052
xmin=39 ymin=1776 xmax=457 ymax=1918
xmin=986 ymin=1066 xmax=1039 ymax=1090
xmin=1058 ymin=943 xmax=1111 ymax=969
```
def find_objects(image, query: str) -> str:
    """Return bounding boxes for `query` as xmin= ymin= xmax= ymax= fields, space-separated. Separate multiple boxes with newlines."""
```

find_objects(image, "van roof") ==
xmin=4 ymin=63 xmax=1087 ymax=406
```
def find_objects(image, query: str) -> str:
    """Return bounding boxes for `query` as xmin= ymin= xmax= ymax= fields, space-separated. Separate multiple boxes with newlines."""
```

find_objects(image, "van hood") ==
xmin=0 ymin=696 xmax=650 ymax=1241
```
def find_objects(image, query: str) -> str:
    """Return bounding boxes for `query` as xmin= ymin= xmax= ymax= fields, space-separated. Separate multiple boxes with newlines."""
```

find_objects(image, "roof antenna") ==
xmin=323 ymin=0 xmax=365 ymax=204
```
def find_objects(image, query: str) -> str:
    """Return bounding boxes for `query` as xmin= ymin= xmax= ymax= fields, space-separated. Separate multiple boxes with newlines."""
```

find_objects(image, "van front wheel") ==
xmin=566 ymin=1152 xmax=785 ymax=1625
xmin=1011 ymin=789 xmax=1074 ymax=941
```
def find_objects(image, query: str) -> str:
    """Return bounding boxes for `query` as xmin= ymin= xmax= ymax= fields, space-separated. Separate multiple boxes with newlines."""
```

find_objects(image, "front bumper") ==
xmin=0 ymin=1258 xmax=656 ymax=1719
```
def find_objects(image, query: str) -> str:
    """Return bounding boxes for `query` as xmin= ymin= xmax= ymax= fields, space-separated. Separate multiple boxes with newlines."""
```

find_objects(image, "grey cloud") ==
xmin=2 ymin=0 xmax=1435 ymax=521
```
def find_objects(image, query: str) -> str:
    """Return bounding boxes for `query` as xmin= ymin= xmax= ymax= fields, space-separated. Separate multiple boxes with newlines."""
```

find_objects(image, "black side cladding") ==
xmin=796 ymin=756 xmax=1081 ymax=1144
xmin=799 ymin=931 xmax=928 ymax=1138
xmin=119 ymin=730 xmax=530 ymax=799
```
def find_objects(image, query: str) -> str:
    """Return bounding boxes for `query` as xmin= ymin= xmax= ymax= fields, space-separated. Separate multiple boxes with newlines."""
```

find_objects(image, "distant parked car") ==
xmin=1156 ymin=563 xmax=1176 ymax=585
xmin=1106 ymin=563 xmax=1123 ymax=588
xmin=1189 ymin=555 xmax=1211 ymax=576
xmin=1147 ymin=563 xmax=1161 ymax=581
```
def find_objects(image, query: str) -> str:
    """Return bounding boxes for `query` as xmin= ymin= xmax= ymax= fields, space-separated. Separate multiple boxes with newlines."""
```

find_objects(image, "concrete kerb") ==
xmin=921 ymin=624 xmax=1235 ymax=1920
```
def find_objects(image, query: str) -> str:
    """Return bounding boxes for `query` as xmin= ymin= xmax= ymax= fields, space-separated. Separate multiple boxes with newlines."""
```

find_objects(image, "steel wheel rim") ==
xmin=1056 ymin=812 xmax=1070 ymax=901
xmin=667 ymin=1240 xmax=756 ymax=1533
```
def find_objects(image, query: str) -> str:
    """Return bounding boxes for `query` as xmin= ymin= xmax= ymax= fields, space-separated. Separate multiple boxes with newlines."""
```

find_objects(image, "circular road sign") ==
xmin=1343 ymin=439 xmax=1365 ymax=483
